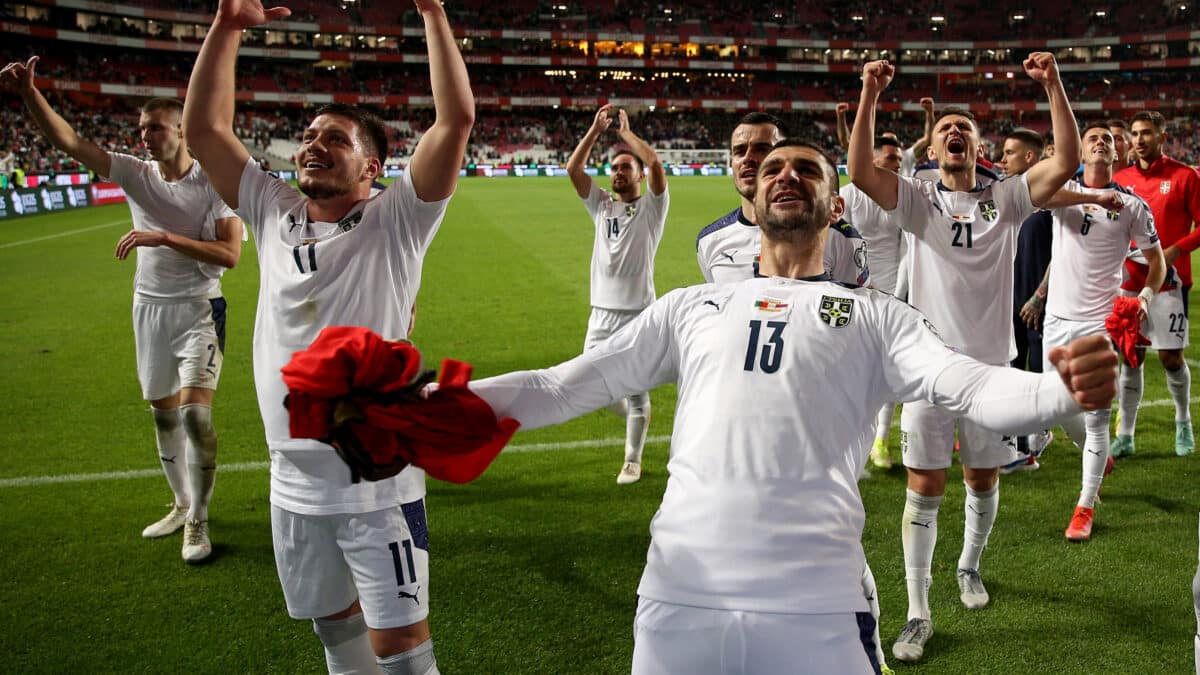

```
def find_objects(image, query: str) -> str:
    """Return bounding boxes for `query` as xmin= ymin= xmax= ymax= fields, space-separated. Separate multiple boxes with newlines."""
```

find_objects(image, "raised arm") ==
xmin=836 ymin=102 xmax=851 ymax=151
xmin=848 ymin=60 xmax=900 ymax=210
xmin=406 ymin=0 xmax=474 ymax=202
xmin=910 ymin=97 xmax=935 ymax=161
xmin=1 ymin=56 xmax=111 ymax=177
xmin=616 ymin=109 xmax=666 ymax=196
xmin=114 ymin=216 xmax=244 ymax=268
xmin=1022 ymin=53 xmax=1080 ymax=208
xmin=566 ymin=105 xmax=612 ymax=199
xmin=183 ymin=0 xmax=291 ymax=209
xmin=1042 ymin=188 xmax=1124 ymax=211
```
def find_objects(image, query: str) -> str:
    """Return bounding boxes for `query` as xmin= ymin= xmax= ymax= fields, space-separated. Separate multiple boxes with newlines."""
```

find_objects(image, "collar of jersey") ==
xmin=1079 ymin=179 xmax=1120 ymax=191
xmin=737 ymin=210 xmax=756 ymax=227
xmin=753 ymin=270 xmax=833 ymax=282
xmin=936 ymin=181 xmax=985 ymax=194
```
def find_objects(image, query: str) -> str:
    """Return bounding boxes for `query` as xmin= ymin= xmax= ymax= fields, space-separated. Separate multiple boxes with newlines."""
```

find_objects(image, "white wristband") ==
xmin=1138 ymin=287 xmax=1155 ymax=305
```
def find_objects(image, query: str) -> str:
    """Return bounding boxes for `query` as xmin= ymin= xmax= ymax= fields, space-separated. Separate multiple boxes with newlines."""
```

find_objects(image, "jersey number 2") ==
xmin=744 ymin=320 xmax=785 ymax=373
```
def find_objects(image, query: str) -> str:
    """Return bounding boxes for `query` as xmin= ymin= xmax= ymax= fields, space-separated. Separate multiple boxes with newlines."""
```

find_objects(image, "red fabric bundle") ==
xmin=281 ymin=326 xmax=520 ymax=483
xmin=1105 ymin=296 xmax=1149 ymax=369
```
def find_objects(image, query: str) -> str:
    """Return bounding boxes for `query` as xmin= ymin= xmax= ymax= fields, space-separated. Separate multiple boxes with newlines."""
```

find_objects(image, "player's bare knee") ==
xmin=1161 ymin=350 xmax=1186 ymax=371
xmin=906 ymin=467 xmax=946 ymax=496
xmin=150 ymin=406 xmax=182 ymax=433
xmin=376 ymin=637 xmax=438 ymax=675
xmin=962 ymin=466 xmax=999 ymax=492
xmin=313 ymin=613 xmax=369 ymax=648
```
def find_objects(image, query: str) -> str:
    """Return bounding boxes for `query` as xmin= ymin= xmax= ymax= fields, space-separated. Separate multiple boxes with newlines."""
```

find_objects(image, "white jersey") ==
xmin=106 ymin=153 xmax=238 ymax=300
xmin=236 ymin=158 xmax=449 ymax=515
xmin=840 ymin=183 xmax=904 ymax=294
xmin=900 ymin=146 xmax=917 ymax=178
xmin=1047 ymin=180 xmax=1159 ymax=321
xmin=696 ymin=207 xmax=870 ymax=286
xmin=890 ymin=173 xmax=1034 ymax=363
xmin=584 ymin=182 xmax=669 ymax=310
xmin=473 ymin=276 xmax=1077 ymax=614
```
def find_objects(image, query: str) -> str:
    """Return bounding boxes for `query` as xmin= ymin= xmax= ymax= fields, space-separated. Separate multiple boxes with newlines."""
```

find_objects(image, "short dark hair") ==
xmin=1106 ymin=118 xmax=1128 ymax=130
xmin=312 ymin=103 xmax=389 ymax=161
xmin=874 ymin=136 xmax=902 ymax=151
xmin=1130 ymin=110 xmax=1166 ymax=132
xmin=1005 ymin=128 xmax=1045 ymax=155
xmin=611 ymin=149 xmax=644 ymax=173
xmin=141 ymin=98 xmax=183 ymax=117
xmin=768 ymin=137 xmax=838 ymax=194
xmin=737 ymin=111 xmax=786 ymax=135
xmin=1081 ymin=121 xmax=1113 ymax=139
xmin=934 ymin=107 xmax=978 ymax=131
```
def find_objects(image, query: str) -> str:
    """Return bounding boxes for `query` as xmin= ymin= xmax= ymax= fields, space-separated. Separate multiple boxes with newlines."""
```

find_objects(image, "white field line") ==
xmin=0 ymin=219 xmax=131 ymax=249
xmin=0 ymin=435 xmax=673 ymax=489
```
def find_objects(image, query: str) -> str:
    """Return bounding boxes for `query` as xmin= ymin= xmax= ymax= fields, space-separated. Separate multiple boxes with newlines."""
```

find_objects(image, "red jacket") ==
xmin=281 ymin=326 xmax=519 ymax=484
xmin=1116 ymin=155 xmax=1200 ymax=286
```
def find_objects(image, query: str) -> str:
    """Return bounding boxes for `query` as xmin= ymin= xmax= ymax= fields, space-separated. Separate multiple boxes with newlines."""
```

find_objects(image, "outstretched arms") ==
xmin=848 ymin=60 xmax=900 ymax=210
xmin=615 ymin=109 xmax=666 ymax=196
xmin=1022 ymin=53 xmax=1081 ymax=208
xmin=407 ymin=0 xmax=474 ymax=203
xmin=183 ymin=0 xmax=291 ymax=209
xmin=565 ymin=105 xmax=612 ymax=199
xmin=1 ymin=56 xmax=111 ymax=177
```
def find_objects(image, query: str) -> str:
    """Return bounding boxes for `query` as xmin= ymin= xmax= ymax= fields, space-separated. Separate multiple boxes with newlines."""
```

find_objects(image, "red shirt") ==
xmin=1115 ymin=155 xmax=1200 ymax=286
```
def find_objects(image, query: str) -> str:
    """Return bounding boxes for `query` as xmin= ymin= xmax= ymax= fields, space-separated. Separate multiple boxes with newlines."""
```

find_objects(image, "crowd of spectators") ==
xmin=6 ymin=0 xmax=1198 ymax=47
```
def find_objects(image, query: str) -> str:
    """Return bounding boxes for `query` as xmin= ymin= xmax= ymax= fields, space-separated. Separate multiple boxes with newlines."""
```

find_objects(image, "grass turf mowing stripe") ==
xmin=0 ymin=435 xmax=673 ymax=488
xmin=0 ymin=218 xmax=131 ymax=248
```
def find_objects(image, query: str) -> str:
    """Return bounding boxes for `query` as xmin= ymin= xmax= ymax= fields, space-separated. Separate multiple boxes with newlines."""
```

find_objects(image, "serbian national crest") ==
xmin=819 ymin=295 xmax=854 ymax=328
xmin=1161 ymin=181 xmax=1172 ymax=195
xmin=979 ymin=200 xmax=998 ymax=223
xmin=625 ymin=203 xmax=638 ymax=217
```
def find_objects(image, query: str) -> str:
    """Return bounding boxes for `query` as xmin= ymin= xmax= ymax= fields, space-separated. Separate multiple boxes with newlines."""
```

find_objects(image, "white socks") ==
xmin=1079 ymin=409 xmax=1111 ymax=509
xmin=1117 ymin=363 xmax=1144 ymax=436
xmin=623 ymin=393 xmax=650 ymax=464
xmin=312 ymin=614 xmax=382 ymax=675
xmin=958 ymin=483 xmax=998 ymax=572
xmin=1167 ymin=362 xmax=1193 ymax=423
xmin=181 ymin=404 xmax=218 ymax=522
xmin=875 ymin=403 xmax=897 ymax=443
xmin=902 ymin=489 xmax=942 ymax=620
xmin=151 ymin=407 xmax=189 ymax=507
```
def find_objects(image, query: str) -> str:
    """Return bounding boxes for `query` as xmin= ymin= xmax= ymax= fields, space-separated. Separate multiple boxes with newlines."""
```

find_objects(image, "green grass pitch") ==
xmin=0 ymin=175 xmax=1198 ymax=673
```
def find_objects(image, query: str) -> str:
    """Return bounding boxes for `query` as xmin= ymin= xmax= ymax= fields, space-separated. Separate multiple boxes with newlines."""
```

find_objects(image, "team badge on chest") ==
xmin=979 ymin=200 xmax=998 ymax=223
xmin=1161 ymin=180 xmax=1172 ymax=194
xmin=818 ymin=295 xmax=854 ymax=328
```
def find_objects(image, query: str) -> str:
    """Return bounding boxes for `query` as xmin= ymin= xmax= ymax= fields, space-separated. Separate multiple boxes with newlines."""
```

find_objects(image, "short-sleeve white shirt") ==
xmin=1047 ymin=181 xmax=1160 ymax=321
xmin=889 ymin=173 xmax=1035 ymax=363
xmin=583 ymin=182 xmax=669 ymax=310
xmin=106 ymin=153 xmax=238 ymax=300
xmin=236 ymin=159 xmax=449 ymax=515
xmin=840 ymin=183 xmax=904 ymax=294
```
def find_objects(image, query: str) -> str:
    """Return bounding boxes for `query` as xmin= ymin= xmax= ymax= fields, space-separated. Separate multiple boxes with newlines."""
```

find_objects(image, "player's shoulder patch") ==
xmin=817 ymin=294 xmax=855 ymax=328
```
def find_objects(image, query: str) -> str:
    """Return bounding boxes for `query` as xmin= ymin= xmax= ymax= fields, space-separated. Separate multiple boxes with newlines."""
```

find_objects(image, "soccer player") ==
xmin=697 ymin=112 xmax=869 ymax=287
xmin=849 ymin=54 xmax=1083 ymax=662
xmin=1108 ymin=118 xmax=1134 ymax=168
xmin=1113 ymin=110 xmax=1200 ymax=458
xmin=1044 ymin=123 xmax=1165 ymax=541
xmin=468 ymin=139 xmax=1117 ymax=675
xmin=0 ymin=58 xmax=242 ymax=564
xmin=840 ymin=135 xmax=907 ymax=470
xmin=566 ymin=104 xmax=668 ymax=485
xmin=183 ymin=0 xmax=473 ymax=672
xmin=1000 ymin=129 xmax=1055 ymax=472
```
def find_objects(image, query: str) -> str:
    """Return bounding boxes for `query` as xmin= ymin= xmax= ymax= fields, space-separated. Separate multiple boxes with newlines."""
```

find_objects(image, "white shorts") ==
xmin=584 ymin=306 xmax=643 ymax=351
xmin=631 ymin=597 xmax=880 ymax=675
xmin=1120 ymin=287 xmax=1188 ymax=350
xmin=132 ymin=297 xmax=226 ymax=401
xmin=271 ymin=500 xmax=430 ymax=628
xmin=900 ymin=398 xmax=1016 ymax=470
xmin=1041 ymin=315 xmax=1107 ymax=368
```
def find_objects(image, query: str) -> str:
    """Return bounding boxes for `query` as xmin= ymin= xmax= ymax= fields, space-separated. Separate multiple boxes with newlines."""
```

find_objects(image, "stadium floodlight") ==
xmin=851 ymin=13 xmax=865 ymax=21
xmin=930 ymin=14 xmax=946 ymax=22
xmin=1095 ymin=9 xmax=1107 ymax=16
xmin=1012 ymin=13 xmax=1026 ymax=21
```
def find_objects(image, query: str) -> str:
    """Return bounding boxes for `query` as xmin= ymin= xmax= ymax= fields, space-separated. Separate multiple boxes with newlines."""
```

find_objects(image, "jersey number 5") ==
xmin=744 ymin=320 xmax=786 ymax=373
